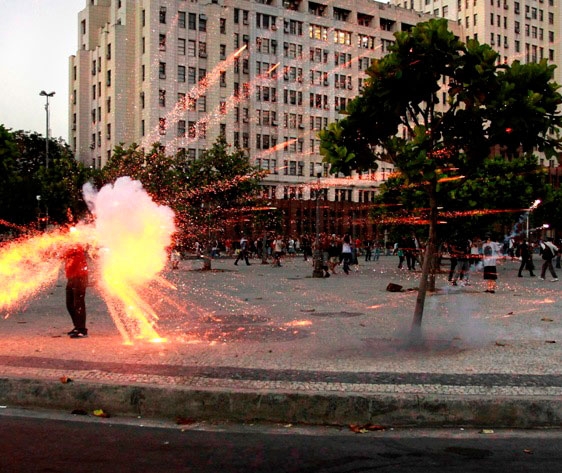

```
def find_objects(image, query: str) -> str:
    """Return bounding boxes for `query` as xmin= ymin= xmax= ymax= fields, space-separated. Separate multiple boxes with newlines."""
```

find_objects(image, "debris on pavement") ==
xmin=93 ymin=409 xmax=110 ymax=418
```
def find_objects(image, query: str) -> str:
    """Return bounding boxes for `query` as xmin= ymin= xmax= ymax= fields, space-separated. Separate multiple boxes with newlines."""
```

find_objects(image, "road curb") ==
xmin=1 ymin=377 xmax=560 ymax=428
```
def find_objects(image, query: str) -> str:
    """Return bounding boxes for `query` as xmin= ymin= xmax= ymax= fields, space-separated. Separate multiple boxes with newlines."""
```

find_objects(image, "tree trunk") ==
xmin=411 ymin=185 xmax=438 ymax=340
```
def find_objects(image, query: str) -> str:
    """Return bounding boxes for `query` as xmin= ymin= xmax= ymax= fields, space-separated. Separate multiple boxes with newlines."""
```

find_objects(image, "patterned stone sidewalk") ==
xmin=0 ymin=255 xmax=560 ymax=427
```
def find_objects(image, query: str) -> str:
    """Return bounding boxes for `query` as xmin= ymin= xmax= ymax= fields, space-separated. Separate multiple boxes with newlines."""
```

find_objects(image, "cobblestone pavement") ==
xmin=0 ymin=254 xmax=560 ymax=427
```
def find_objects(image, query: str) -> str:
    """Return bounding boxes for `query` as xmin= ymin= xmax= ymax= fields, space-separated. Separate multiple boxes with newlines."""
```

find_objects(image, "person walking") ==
xmin=341 ymin=234 xmax=353 ymax=275
xmin=64 ymin=244 xmax=89 ymax=338
xmin=539 ymin=238 xmax=559 ymax=282
xmin=234 ymin=235 xmax=251 ymax=266
xmin=451 ymin=239 xmax=471 ymax=286
xmin=517 ymin=239 xmax=535 ymax=277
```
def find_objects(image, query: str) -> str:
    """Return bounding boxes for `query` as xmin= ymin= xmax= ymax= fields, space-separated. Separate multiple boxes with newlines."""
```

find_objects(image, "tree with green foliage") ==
xmin=0 ymin=126 xmax=90 ymax=231
xmin=178 ymin=136 xmax=266 ymax=268
xmin=98 ymin=136 xmax=267 ymax=268
xmin=319 ymin=19 xmax=562 ymax=336
xmin=99 ymin=142 xmax=184 ymax=208
xmin=374 ymin=154 xmax=551 ymax=239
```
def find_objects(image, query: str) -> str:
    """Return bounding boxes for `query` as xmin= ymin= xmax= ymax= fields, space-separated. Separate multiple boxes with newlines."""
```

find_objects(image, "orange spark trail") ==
xmin=0 ymin=227 xmax=87 ymax=314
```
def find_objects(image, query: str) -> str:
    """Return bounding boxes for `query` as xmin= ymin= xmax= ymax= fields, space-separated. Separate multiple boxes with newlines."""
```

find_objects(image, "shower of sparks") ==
xmin=0 ymin=177 xmax=176 ymax=345
xmin=0 ymin=228 xmax=81 ymax=314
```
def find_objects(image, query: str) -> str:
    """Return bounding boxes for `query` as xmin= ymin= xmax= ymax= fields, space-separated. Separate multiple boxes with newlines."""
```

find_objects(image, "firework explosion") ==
xmin=0 ymin=177 xmax=176 ymax=344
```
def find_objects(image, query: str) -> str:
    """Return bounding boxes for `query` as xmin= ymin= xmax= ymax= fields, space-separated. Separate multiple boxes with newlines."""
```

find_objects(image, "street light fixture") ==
xmin=39 ymin=90 xmax=55 ymax=169
xmin=312 ymin=164 xmax=325 ymax=278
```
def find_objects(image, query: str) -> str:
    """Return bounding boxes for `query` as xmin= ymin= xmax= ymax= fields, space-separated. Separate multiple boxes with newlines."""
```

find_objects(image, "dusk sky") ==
xmin=0 ymin=0 xmax=83 ymax=141
xmin=0 ymin=0 xmax=391 ymax=144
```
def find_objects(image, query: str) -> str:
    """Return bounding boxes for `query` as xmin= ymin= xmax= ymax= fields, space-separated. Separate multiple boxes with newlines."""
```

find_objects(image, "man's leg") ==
xmin=66 ymin=284 xmax=78 ymax=329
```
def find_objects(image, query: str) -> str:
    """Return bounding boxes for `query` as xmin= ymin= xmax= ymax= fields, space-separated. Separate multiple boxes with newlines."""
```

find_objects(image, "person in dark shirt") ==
xmin=64 ymin=244 xmax=89 ymax=338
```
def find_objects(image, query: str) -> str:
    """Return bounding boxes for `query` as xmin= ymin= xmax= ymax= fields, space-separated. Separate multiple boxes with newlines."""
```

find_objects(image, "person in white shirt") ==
xmin=481 ymin=235 xmax=502 ymax=293
xmin=341 ymin=234 xmax=353 ymax=275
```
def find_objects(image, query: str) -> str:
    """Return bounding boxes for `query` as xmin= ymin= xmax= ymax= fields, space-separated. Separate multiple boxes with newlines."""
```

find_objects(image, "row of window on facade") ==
xmin=280 ymin=186 xmax=378 ymax=203
xmin=155 ymin=42 xmax=374 ymax=79
xmin=154 ymin=31 xmax=386 ymax=64
xmin=152 ymin=4 xmax=395 ymax=42
xmin=462 ymin=4 xmax=556 ymax=32
xmin=90 ymin=74 xmax=111 ymax=100
xmin=90 ymin=125 xmax=111 ymax=148
xmin=426 ymin=0 xmax=555 ymax=13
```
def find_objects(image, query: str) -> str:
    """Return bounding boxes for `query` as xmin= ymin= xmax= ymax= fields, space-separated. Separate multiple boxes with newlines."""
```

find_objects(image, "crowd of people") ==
xmin=171 ymin=232 xmax=562 ymax=291
xmin=438 ymin=235 xmax=560 ymax=293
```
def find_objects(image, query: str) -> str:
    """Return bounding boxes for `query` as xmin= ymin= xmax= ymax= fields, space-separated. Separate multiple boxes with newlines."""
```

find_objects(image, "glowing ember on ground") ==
xmin=0 ymin=177 xmax=176 ymax=344
xmin=286 ymin=320 xmax=313 ymax=327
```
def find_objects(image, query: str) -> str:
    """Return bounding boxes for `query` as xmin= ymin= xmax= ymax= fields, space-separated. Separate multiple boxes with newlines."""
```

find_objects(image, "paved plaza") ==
xmin=0 ymin=254 xmax=560 ymax=427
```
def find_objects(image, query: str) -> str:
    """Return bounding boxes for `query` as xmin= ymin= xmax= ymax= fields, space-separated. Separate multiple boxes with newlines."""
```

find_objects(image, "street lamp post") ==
xmin=39 ymin=90 xmax=55 ymax=169
xmin=312 ymin=165 xmax=325 ymax=278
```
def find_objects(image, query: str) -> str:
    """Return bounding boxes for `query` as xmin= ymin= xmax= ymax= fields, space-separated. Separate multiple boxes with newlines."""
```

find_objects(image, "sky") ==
xmin=0 ymin=0 xmax=83 ymax=142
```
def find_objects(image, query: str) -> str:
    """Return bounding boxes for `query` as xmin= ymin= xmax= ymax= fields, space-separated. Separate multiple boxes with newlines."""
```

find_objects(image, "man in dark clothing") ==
xmin=517 ymin=240 xmax=535 ymax=277
xmin=539 ymin=239 xmax=559 ymax=282
xmin=234 ymin=235 xmax=251 ymax=266
xmin=64 ymin=244 xmax=89 ymax=338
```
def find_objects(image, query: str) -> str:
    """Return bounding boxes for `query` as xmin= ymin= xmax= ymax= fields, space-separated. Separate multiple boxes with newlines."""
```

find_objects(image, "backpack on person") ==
xmin=542 ymin=242 xmax=557 ymax=260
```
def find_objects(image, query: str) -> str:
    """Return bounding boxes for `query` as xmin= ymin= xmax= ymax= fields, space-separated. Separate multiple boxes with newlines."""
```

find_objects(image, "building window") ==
xmin=220 ymin=18 xmax=226 ymax=34
xmin=159 ymin=89 xmax=166 ymax=107
xmin=188 ymin=40 xmax=196 ymax=57
xmin=159 ymin=34 xmax=166 ymax=51
xmin=178 ymin=65 xmax=186 ymax=82
xmin=106 ymin=123 xmax=111 ymax=140
xmin=178 ymin=11 xmax=186 ymax=29
xmin=188 ymin=13 xmax=196 ymax=30
xmin=178 ymin=38 xmax=186 ymax=55
xmin=106 ymin=43 xmax=111 ymax=60
xmin=199 ymin=42 xmax=207 ymax=58
xmin=199 ymin=15 xmax=207 ymax=32
xmin=106 ymin=70 xmax=111 ymax=86
xmin=188 ymin=67 xmax=196 ymax=84
xmin=177 ymin=120 xmax=186 ymax=137
xmin=188 ymin=121 xmax=196 ymax=139
xmin=159 ymin=7 xmax=166 ymax=24
xmin=159 ymin=117 xmax=166 ymax=135
xmin=198 ymin=96 xmax=206 ymax=112
xmin=159 ymin=62 xmax=166 ymax=79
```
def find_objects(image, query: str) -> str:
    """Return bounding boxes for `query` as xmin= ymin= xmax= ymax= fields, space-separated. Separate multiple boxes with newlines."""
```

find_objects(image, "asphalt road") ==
xmin=1 ymin=408 xmax=560 ymax=473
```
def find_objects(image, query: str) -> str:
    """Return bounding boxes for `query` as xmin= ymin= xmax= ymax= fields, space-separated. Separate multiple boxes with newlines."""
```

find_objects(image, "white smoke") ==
xmin=83 ymin=176 xmax=176 ymax=285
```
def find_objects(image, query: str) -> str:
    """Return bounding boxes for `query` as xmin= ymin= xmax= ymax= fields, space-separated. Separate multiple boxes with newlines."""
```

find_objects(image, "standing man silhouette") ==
xmin=64 ymin=243 xmax=89 ymax=338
